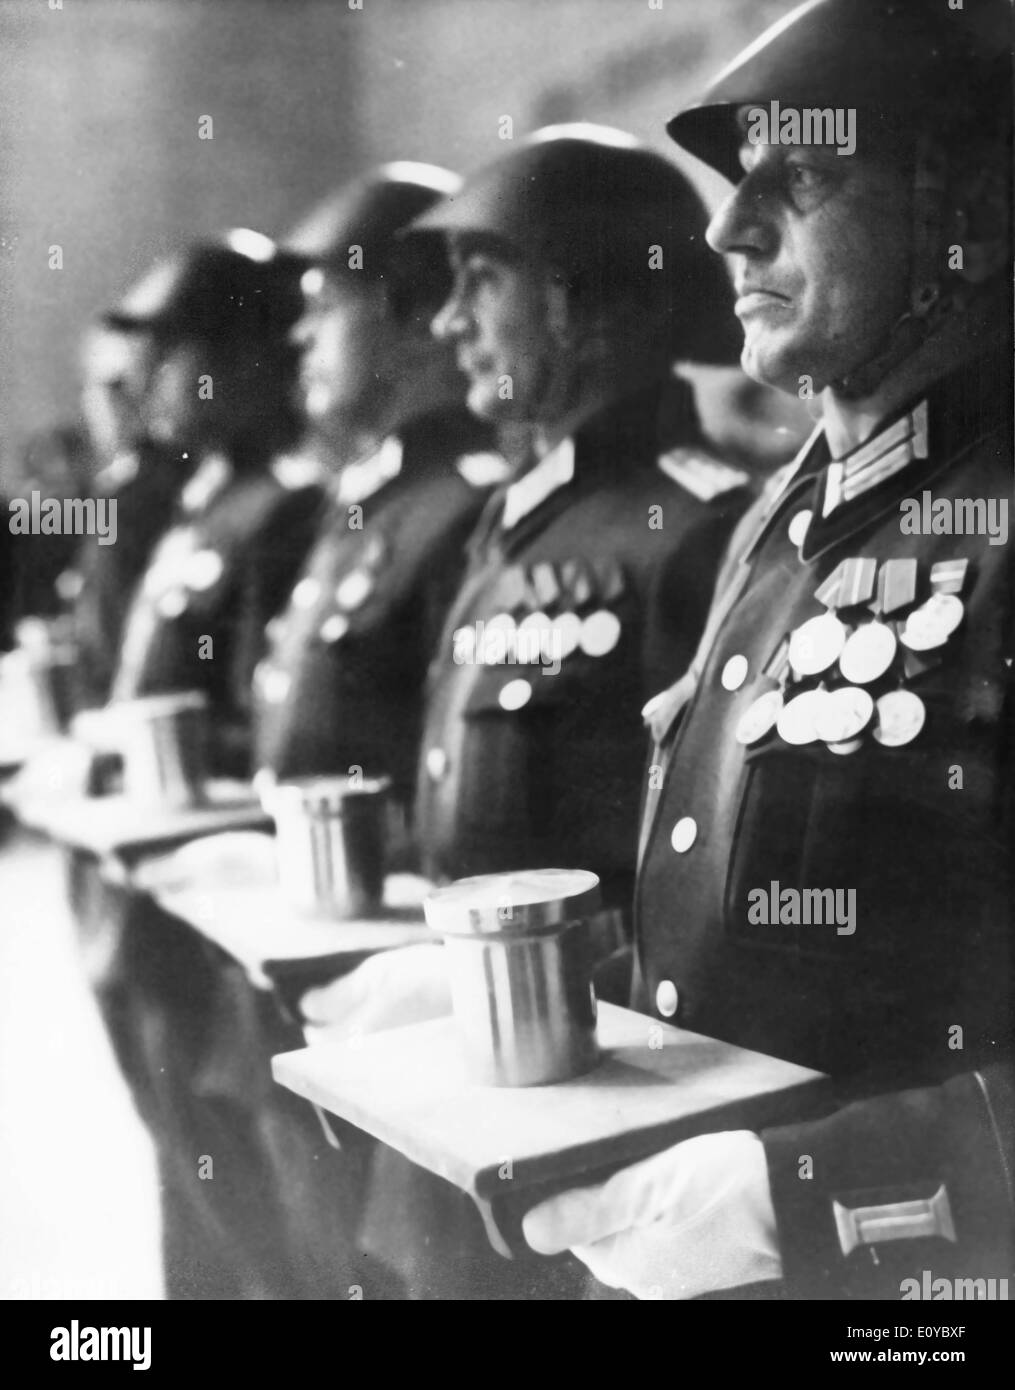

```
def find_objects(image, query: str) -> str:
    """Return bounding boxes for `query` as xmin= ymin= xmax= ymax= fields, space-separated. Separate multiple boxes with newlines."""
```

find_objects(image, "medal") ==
xmin=839 ymin=621 xmax=897 ymax=684
xmin=735 ymin=689 xmax=784 ymax=746
xmin=827 ymin=737 xmax=864 ymax=756
xmin=479 ymin=612 xmax=516 ymax=664
xmin=789 ymin=612 xmax=847 ymax=678
xmin=580 ymin=610 xmax=622 ymax=658
xmin=551 ymin=612 xmax=582 ymax=659
xmin=777 ymin=688 xmax=829 ymax=745
xmin=291 ymin=576 xmax=321 ymax=611
xmin=900 ymin=592 xmax=964 ymax=652
xmin=187 ymin=549 xmax=224 ymax=591
xmin=815 ymin=686 xmax=874 ymax=744
xmin=873 ymin=689 xmax=926 ymax=747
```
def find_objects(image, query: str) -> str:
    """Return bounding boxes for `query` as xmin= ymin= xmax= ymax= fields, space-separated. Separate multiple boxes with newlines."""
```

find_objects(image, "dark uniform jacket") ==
xmin=252 ymin=408 xmax=504 ymax=802
xmin=635 ymin=349 xmax=1014 ymax=1298
xmin=70 ymin=439 xmax=188 ymax=709
xmin=415 ymin=380 xmax=750 ymax=908
xmin=110 ymin=454 xmax=323 ymax=776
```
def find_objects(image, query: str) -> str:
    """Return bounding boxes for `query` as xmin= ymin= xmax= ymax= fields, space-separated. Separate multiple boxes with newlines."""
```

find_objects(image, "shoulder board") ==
xmin=657 ymin=448 xmax=749 ymax=502
xmin=271 ymin=451 xmax=325 ymax=491
xmin=456 ymin=451 xmax=511 ymax=489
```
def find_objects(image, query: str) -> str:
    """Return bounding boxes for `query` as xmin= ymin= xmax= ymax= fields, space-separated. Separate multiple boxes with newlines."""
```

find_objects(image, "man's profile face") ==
xmin=292 ymin=271 xmax=393 ymax=444
xmin=431 ymin=238 xmax=565 ymax=423
xmin=706 ymin=111 xmax=913 ymax=395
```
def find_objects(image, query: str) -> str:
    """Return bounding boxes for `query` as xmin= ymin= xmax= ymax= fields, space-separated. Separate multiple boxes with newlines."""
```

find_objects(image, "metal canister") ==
xmin=267 ymin=774 xmax=390 ymax=919
xmin=111 ymin=691 xmax=210 ymax=808
xmin=424 ymin=868 xmax=603 ymax=1087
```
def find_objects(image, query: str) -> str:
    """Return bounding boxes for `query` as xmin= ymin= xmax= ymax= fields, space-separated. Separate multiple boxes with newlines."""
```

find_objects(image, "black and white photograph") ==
xmin=0 ymin=0 xmax=1011 ymax=1346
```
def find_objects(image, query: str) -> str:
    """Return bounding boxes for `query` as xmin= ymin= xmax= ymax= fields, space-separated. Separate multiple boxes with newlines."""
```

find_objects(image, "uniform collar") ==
xmin=501 ymin=436 xmax=575 ymax=531
xmin=180 ymin=452 xmax=233 ymax=515
xmin=336 ymin=435 xmax=405 ymax=506
xmin=791 ymin=351 xmax=1009 ymax=563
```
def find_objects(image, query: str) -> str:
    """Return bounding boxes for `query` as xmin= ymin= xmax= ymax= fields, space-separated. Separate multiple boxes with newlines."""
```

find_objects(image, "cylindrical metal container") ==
xmin=111 ymin=691 xmax=210 ymax=809
xmin=267 ymin=774 xmax=390 ymax=919
xmin=424 ymin=868 xmax=603 ymax=1087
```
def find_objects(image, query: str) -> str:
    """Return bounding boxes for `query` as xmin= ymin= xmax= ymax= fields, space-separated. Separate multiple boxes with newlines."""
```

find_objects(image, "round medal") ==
xmin=580 ymin=610 xmax=622 ymax=658
xmin=291 ymin=577 xmax=321 ymax=611
xmin=480 ymin=612 xmax=516 ymax=664
xmin=187 ymin=549 xmax=224 ymax=592
xmin=789 ymin=613 xmax=847 ymax=678
xmin=735 ymin=689 xmax=784 ymax=746
xmin=551 ymin=612 xmax=582 ymax=659
xmin=901 ymin=593 xmax=964 ymax=651
xmin=873 ymin=689 xmax=926 ymax=747
xmin=776 ymin=688 xmax=829 ymax=746
xmin=827 ymin=736 xmax=864 ymax=756
xmin=838 ymin=621 xmax=897 ymax=684
xmin=815 ymin=686 xmax=874 ymax=744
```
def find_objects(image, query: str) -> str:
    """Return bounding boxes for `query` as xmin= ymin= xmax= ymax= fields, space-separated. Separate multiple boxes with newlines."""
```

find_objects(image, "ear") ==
xmin=543 ymin=277 xmax=573 ymax=350
xmin=946 ymin=165 xmax=1010 ymax=286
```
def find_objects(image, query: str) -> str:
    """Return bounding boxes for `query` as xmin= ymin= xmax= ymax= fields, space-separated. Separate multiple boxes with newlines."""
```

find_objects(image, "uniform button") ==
xmin=319 ymin=613 xmax=349 ymax=644
xmin=498 ymin=678 xmax=532 ymax=711
xmin=655 ymin=980 xmax=679 ymax=1019
xmin=788 ymin=509 xmax=812 ymax=549
xmin=187 ymin=548 xmax=224 ymax=591
xmin=426 ymin=747 xmax=448 ymax=782
xmin=335 ymin=569 xmax=373 ymax=611
xmin=721 ymin=654 xmax=748 ymax=691
xmin=670 ymin=816 xmax=697 ymax=853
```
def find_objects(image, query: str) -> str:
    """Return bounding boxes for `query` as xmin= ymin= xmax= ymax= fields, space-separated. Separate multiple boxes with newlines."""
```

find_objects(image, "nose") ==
xmin=431 ymin=284 xmax=470 ymax=342
xmin=706 ymin=176 xmax=775 ymax=259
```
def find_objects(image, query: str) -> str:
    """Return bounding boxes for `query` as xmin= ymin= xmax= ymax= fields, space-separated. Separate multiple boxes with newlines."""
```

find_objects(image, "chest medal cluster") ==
xmin=455 ymin=557 xmax=629 ymax=712
xmin=733 ymin=553 xmax=970 ymax=754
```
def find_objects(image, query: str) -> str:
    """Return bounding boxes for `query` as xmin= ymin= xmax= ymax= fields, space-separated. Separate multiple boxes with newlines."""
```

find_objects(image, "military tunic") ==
xmin=635 ymin=351 xmax=1013 ymax=1297
xmin=416 ymin=381 xmax=751 ymax=906
xmin=252 ymin=408 xmax=504 ymax=802
xmin=361 ymin=380 xmax=751 ymax=1299
xmin=111 ymin=453 xmax=324 ymax=776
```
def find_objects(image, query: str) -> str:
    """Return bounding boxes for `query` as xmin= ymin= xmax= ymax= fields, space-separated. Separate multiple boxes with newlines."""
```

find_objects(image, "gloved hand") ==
xmin=522 ymin=1130 xmax=782 ymax=1300
xmin=300 ymin=943 xmax=452 ymax=1045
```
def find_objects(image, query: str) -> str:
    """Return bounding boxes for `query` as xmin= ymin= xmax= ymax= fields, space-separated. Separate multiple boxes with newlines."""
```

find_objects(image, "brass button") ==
xmin=670 ymin=817 xmax=697 ymax=853
xmin=655 ymin=980 xmax=679 ymax=1019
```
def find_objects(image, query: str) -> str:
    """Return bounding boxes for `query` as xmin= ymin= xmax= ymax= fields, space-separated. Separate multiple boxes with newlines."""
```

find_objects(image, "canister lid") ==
xmin=424 ymin=868 xmax=601 ymax=938
xmin=267 ymin=773 xmax=392 ymax=815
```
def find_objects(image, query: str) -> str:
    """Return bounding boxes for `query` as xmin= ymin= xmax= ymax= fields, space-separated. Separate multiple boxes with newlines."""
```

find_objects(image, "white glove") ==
xmin=300 ymin=943 xmax=452 ymax=1045
xmin=522 ymin=1130 xmax=782 ymax=1300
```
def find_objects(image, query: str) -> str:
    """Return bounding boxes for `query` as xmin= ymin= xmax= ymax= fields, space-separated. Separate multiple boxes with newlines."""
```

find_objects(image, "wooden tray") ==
xmin=9 ymin=780 xmax=270 ymax=862
xmin=137 ymin=836 xmax=434 ymax=987
xmin=273 ymin=1003 xmax=827 ymax=1255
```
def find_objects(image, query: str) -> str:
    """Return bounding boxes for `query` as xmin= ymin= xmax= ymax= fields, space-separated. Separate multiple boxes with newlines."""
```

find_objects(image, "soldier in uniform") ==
xmin=70 ymin=314 xmax=192 ymax=710
xmin=107 ymin=229 xmax=324 ymax=776
xmin=302 ymin=126 xmax=752 ymax=1298
xmin=157 ymin=164 xmax=510 ymax=1301
xmin=521 ymin=0 xmax=1014 ymax=1300
xmin=253 ymin=162 xmax=506 ymax=818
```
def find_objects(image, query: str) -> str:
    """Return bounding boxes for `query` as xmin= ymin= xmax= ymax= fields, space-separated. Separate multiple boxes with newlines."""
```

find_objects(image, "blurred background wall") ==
xmin=0 ymin=0 xmax=797 ymax=478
